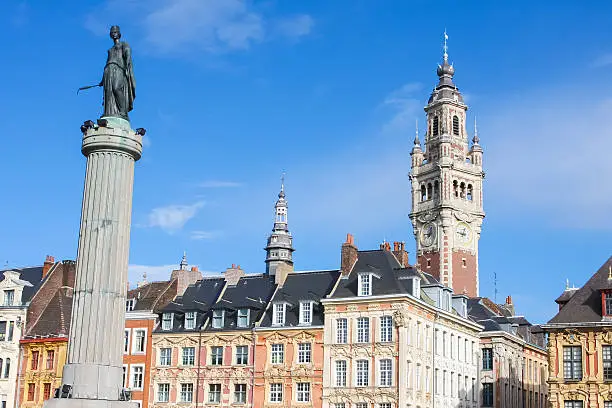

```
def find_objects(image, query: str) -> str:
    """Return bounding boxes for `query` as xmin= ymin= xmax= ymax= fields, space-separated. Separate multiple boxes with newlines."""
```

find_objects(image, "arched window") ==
xmin=4 ymin=358 xmax=10 ymax=378
xmin=467 ymin=184 xmax=473 ymax=201
xmin=433 ymin=180 xmax=440 ymax=199
xmin=421 ymin=185 xmax=426 ymax=202
xmin=427 ymin=183 xmax=433 ymax=200
xmin=452 ymin=115 xmax=459 ymax=135
xmin=453 ymin=180 xmax=459 ymax=198
xmin=433 ymin=117 xmax=439 ymax=136
xmin=460 ymin=182 xmax=466 ymax=199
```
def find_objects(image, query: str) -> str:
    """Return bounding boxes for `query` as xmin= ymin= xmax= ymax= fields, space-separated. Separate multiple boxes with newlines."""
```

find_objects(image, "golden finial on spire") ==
xmin=608 ymin=265 xmax=612 ymax=280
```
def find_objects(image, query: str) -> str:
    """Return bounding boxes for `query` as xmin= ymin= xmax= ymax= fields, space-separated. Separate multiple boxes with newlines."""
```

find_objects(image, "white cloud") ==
xmin=198 ymin=180 xmax=242 ymax=188
xmin=592 ymin=53 xmax=612 ymax=68
xmin=146 ymin=201 xmax=205 ymax=232
xmin=190 ymin=230 xmax=220 ymax=240
xmin=274 ymin=14 xmax=314 ymax=38
xmin=380 ymin=82 xmax=423 ymax=134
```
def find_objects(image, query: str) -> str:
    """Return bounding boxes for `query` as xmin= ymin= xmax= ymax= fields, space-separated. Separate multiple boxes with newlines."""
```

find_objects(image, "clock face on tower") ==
xmin=455 ymin=222 xmax=473 ymax=246
xmin=420 ymin=222 xmax=437 ymax=247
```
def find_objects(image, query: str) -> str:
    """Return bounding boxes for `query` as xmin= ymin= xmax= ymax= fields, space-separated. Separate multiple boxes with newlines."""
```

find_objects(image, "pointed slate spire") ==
xmin=180 ymin=251 xmax=188 ymax=270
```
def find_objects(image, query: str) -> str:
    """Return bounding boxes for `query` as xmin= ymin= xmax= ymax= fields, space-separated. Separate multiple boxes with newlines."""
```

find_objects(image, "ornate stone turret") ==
xmin=265 ymin=176 xmax=294 ymax=285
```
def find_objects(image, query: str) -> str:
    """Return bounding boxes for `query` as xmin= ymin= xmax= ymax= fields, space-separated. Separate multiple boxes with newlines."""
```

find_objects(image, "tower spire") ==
xmin=414 ymin=119 xmax=421 ymax=146
xmin=180 ymin=251 xmax=188 ymax=270
xmin=473 ymin=117 xmax=480 ymax=145
xmin=265 ymin=175 xmax=294 ymax=278
xmin=443 ymin=29 xmax=449 ymax=62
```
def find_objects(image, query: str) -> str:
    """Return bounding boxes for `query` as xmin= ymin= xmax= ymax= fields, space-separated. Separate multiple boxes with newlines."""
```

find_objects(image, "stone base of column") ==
xmin=44 ymin=398 xmax=138 ymax=408
xmin=61 ymin=363 xmax=123 ymax=400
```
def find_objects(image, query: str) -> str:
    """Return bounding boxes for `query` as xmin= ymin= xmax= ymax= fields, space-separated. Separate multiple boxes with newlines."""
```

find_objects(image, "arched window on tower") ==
xmin=433 ymin=180 xmax=440 ymax=200
xmin=460 ymin=182 xmax=466 ymax=199
xmin=427 ymin=183 xmax=433 ymax=200
xmin=453 ymin=180 xmax=459 ymax=198
xmin=433 ymin=116 xmax=439 ymax=136
xmin=467 ymin=184 xmax=473 ymax=201
xmin=421 ymin=184 xmax=426 ymax=202
xmin=452 ymin=115 xmax=459 ymax=135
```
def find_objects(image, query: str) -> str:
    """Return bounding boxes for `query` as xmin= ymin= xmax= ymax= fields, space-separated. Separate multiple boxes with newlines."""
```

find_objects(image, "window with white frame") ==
xmin=299 ymin=302 xmax=312 ymax=325
xmin=564 ymin=402 xmax=583 ymax=408
xmin=159 ymin=348 xmax=171 ymax=366
xmin=334 ymin=404 xmax=346 ymax=408
xmin=356 ymin=359 xmax=369 ymax=387
xmin=356 ymin=404 xmax=368 ymax=408
xmin=237 ymin=308 xmax=249 ymax=328
xmin=296 ymin=383 xmax=310 ymax=402
xmin=269 ymin=383 xmax=282 ymax=402
xmin=297 ymin=343 xmax=311 ymax=364
xmin=336 ymin=318 xmax=347 ymax=343
xmin=180 ymin=383 xmax=193 ymax=402
xmin=126 ymin=298 xmax=136 ymax=312
xmin=157 ymin=383 xmax=170 ymax=402
xmin=132 ymin=329 xmax=146 ymax=353
xmin=234 ymin=384 xmax=247 ymax=404
xmin=236 ymin=345 xmax=248 ymax=365
xmin=356 ymin=317 xmax=370 ymax=343
xmin=182 ymin=347 xmax=195 ymax=365
xmin=124 ymin=330 xmax=130 ymax=353
xmin=211 ymin=346 xmax=223 ymax=365
xmin=273 ymin=303 xmax=286 ymax=325
xmin=271 ymin=344 xmax=284 ymax=364
xmin=379 ymin=359 xmax=392 ymax=387
xmin=358 ymin=273 xmax=372 ymax=296
xmin=185 ymin=311 xmax=196 ymax=330
xmin=564 ymin=346 xmax=582 ymax=380
xmin=378 ymin=404 xmax=392 ymax=408
xmin=212 ymin=310 xmax=224 ymax=328
xmin=161 ymin=313 xmax=173 ymax=330
xmin=208 ymin=384 xmax=221 ymax=403
xmin=130 ymin=365 xmax=144 ymax=390
xmin=335 ymin=360 xmax=347 ymax=387
xmin=380 ymin=316 xmax=393 ymax=342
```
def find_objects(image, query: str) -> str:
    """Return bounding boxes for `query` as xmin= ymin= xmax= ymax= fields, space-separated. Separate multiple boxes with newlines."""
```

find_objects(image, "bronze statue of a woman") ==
xmin=100 ymin=25 xmax=136 ymax=121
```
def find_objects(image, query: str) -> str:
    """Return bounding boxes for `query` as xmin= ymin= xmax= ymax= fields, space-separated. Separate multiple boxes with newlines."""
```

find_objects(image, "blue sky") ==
xmin=2 ymin=0 xmax=612 ymax=324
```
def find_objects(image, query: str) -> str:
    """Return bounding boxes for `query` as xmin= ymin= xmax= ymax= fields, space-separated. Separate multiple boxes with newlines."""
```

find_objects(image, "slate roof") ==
xmin=0 ymin=266 xmax=45 ymax=304
xmin=128 ymin=280 xmax=176 ymax=312
xmin=24 ymin=287 xmax=73 ymax=339
xmin=555 ymin=288 xmax=579 ymax=304
xmin=259 ymin=270 xmax=339 ymax=328
xmin=207 ymin=274 xmax=276 ymax=331
xmin=548 ymin=256 xmax=612 ymax=325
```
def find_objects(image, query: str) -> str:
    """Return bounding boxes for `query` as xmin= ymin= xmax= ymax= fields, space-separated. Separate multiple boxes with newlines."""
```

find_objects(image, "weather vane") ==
xmin=443 ymin=29 xmax=449 ymax=61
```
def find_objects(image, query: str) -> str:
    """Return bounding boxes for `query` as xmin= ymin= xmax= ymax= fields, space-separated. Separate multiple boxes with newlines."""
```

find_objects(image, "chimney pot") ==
xmin=42 ymin=255 xmax=55 ymax=278
xmin=232 ymin=263 xmax=236 ymax=268
xmin=191 ymin=266 xmax=198 ymax=272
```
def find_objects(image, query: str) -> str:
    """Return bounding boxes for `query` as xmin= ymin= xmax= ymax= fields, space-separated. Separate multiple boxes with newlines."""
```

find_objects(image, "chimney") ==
xmin=224 ymin=264 xmax=245 ymax=286
xmin=503 ymin=295 xmax=516 ymax=316
xmin=42 ymin=255 xmax=55 ymax=278
xmin=171 ymin=265 xmax=203 ymax=296
xmin=383 ymin=242 xmax=391 ymax=252
xmin=341 ymin=233 xmax=358 ymax=276
xmin=392 ymin=241 xmax=409 ymax=268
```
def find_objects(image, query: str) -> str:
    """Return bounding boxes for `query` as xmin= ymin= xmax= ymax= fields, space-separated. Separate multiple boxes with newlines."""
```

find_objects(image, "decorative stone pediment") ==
xmin=206 ymin=335 xmax=228 ymax=346
xmin=347 ymin=305 xmax=359 ymax=312
xmin=264 ymin=365 xmax=288 ymax=379
xmin=293 ymin=331 xmax=316 ymax=342
xmin=264 ymin=332 xmax=289 ymax=344
xmin=176 ymin=336 xmax=198 ymax=347
xmin=561 ymin=329 xmax=583 ymax=345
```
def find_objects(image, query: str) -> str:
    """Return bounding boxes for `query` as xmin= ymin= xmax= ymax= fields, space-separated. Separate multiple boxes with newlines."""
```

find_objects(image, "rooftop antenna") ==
xmin=493 ymin=271 xmax=498 ymax=303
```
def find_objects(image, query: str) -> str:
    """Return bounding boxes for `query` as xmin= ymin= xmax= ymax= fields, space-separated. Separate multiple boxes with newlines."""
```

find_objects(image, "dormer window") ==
xmin=237 ymin=309 xmax=250 ymax=328
xmin=161 ymin=313 xmax=173 ymax=330
xmin=299 ymin=302 xmax=313 ymax=325
xmin=358 ymin=274 xmax=372 ymax=297
xmin=273 ymin=303 xmax=286 ymax=326
xmin=212 ymin=310 xmax=225 ymax=329
xmin=3 ymin=290 xmax=14 ymax=306
xmin=126 ymin=298 xmax=136 ymax=312
xmin=185 ymin=312 xmax=196 ymax=330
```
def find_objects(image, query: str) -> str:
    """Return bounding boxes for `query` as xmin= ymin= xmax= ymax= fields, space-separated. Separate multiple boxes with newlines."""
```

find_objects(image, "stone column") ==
xmin=49 ymin=117 xmax=142 ymax=406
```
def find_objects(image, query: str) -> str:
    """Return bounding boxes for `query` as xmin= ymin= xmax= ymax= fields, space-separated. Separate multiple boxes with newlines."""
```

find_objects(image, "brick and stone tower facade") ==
xmin=265 ymin=177 xmax=294 ymax=284
xmin=409 ymin=36 xmax=485 ymax=297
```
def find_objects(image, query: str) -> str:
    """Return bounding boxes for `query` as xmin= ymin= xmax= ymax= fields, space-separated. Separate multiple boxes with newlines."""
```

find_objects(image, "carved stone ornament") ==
xmin=561 ymin=329 xmax=583 ymax=345
xmin=393 ymin=308 xmax=409 ymax=328
xmin=264 ymin=331 xmax=290 ymax=344
xmin=453 ymin=211 xmax=474 ymax=223
xmin=418 ymin=211 xmax=439 ymax=223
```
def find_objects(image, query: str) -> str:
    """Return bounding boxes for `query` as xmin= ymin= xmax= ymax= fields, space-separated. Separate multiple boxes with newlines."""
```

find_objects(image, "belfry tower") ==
xmin=265 ymin=176 xmax=294 ymax=284
xmin=409 ymin=33 xmax=485 ymax=297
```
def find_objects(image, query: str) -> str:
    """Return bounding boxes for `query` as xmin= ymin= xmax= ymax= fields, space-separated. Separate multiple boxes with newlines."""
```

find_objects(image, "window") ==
xmin=336 ymin=318 xmax=347 ymax=343
xmin=565 ymin=402 xmax=583 ymax=408
xmin=236 ymin=345 xmax=248 ymax=365
xmin=159 ymin=348 xmax=171 ymax=366
xmin=379 ymin=359 xmax=392 ymax=387
xmin=482 ymin=348 xmax=493 ymax=370
xmin=298 ymin=343 xmax=311 ymax=364
xmin=212 ymin=310 xmax=224 ymax=328
xmin=271 ymin=344 xmax=284 ymax=364
xmin=4 ymin=290 xmax=14 ymax=306
xmin=185 ymin=311 xmax=196 ymax=330
xmin=31 ymin=351 xmax=39 ymax=370
xmin=161 ymin=313 xmax=173 ymax=330
xmin=211 ymin=346 xmax=223 ymax=365
xmin=7 ymin=322 xmax=13 ymax=342
xmin=334 ymin=404 xmax=346 ymax=408
xmin=604 ymin=402 xmax=612 ymax=408
xmin=269 ymin=383 xmax=282 ymax=402
xmin=357 ymin=317 xmax=370 ymax=343
xmin=273 ymin=303 xmax=286 ymax=325
xmin=356 ymin=359 xmax=369 ymax=387
xmin=124 ymin=330 xmax=130 ymax=353
xmin=380 ymin=316 xmax=393 ymax=342
xmin=46 ymin=350 xmax=54 ymax=370
xmin=133 ymin=329 xmax=146 ymax=353
xmin=43 ymin=383 xmax=51 ymax=400
xmin=122 ymin=366 xmax=127 ymax=387
xmin=299 ymin=302 xmax=312 ymax=325
xmin=131 ymin=366 xmax=144 ymax=389
xmin=209 ymin=384 xmax=221 ymax=403
xmin=4 ymin=358 xmax=9 ymax=378
xmin=452 ymin=115 xmax=459 ymax=135
xmin=358 ymin=273 xmax=372 ymax=296
xmin=237 ymin=308 xmax=249 ymax=327
xmin=564 ymin=346 xmax=582 ymax=380
xmin=335 ymin=360 xmax=347 ymax=387
xmin=180 ymin=383 xmax=193 ymax=402
xmin=296 ymin=383 xmax=310 ymax=402
xmin=27 ymin=384 xmax=35 ymax=401
xmin=379 ymin=404 xmax=392 ymax=408
xmin=126 ymin=298 xmax=136 ymax=311
xmin=606 ymin=293 xmax=612 ymax=315
xmin=356 ymin=404 xmax=368 ymax=408
xmin=182 ymin=347 xmax=195 ymax=366
xmin=482 ymin=382 xmax=493 ymax=406
xmin=234 ymin=384 xmax=247 ymax=404
xmin=433 ymin=116 xmax=439 ymax=136
xmin=157 ymin=383 xmax=170 ymax=402
xmin=603 ymin=346 xmax=612 ymax=381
